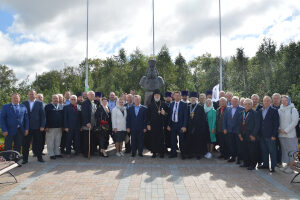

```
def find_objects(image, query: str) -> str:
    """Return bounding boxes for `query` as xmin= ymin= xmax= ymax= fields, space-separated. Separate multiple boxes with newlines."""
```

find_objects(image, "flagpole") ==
xmin=219 ymin=0 xmax=223 ymax=91
xmin=85 ymin=0 xmax=89 ymax=92
xmin=152 ymin=0 xmax=155 ymax=57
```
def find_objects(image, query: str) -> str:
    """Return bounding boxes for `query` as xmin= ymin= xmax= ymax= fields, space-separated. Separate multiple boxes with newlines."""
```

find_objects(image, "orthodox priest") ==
xmin=184 ymin=92 xmax=210 ymax=159
xmin=147 ymin=89 xmax=170 ymax=158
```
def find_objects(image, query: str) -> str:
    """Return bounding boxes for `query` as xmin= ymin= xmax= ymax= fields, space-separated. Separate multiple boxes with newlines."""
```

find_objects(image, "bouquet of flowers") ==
xmin=100 ymin=120 xmax=109 ymax=131
xmin=0 ymin=144 xmax=4 ymax=152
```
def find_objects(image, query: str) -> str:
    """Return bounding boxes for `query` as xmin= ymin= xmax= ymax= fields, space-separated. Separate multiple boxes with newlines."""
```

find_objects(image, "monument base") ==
xmin=144 ymin=91 xmax=153 ymax=107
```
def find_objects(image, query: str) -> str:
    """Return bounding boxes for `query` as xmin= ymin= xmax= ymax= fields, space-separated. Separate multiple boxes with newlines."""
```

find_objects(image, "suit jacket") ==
xmin=126 ymin=105 xmax=147 ymax=131
xmin=168 ymin=101 xmax=188 ymax=128
xmin=63 ymin=104 xmax=81 ymax=130
xmin=258 ymin=106 xmax=279 ymax=138
xmin=223 ymin=105 xmax=244 ymax=134
xmin=22 ymin=100 xmax=46 ymax=130
xmin=45 ymin=103 xmax=63 ymax=128
xmin=81 ymin=99 xmax=93 ymax=126
xmin=0 ymin=103 xmax=29 ymax=136
xmin=238 ymin=109 xmax=260 ymax=139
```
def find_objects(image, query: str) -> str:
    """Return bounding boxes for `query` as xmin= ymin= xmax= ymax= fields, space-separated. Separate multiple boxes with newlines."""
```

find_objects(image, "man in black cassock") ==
xmin=184 ymin=92 xmax=210 ymax=159
xmin=147 ymin=89 xmax=170 ymax=158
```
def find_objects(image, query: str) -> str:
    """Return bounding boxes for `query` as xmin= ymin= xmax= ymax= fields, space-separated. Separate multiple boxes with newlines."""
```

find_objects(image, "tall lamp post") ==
xmin=219 ymin=0 xmax=223 ymax=91
xmin=85 ymin=0 xmax=89 ymax=92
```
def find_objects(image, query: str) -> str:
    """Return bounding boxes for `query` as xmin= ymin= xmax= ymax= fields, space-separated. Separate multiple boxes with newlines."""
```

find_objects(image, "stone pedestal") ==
xmin=144 ymin=91 xmax=153 ymax=107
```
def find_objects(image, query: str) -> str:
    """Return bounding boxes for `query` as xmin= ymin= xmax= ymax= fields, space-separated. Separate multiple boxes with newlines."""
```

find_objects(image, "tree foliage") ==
xmin=1 ymin=39 xmax=300 ymax=110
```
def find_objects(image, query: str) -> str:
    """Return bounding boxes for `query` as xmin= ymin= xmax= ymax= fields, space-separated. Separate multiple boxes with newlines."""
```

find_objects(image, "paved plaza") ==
xmin=0 ymin=145 xmax=299 ymax=200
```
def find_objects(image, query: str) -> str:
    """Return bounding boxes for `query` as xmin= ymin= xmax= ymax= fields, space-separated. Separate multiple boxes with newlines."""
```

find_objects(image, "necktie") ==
xmin=14 ymin=105 xmax=19 ymax=115
xmin=173 ymin=103 xmax=178 ymax=122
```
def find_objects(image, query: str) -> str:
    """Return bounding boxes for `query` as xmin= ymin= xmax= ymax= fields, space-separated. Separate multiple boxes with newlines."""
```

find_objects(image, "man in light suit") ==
xmin=0 ymin=93 xmax=29 ymax=153
xmin=126 ymin=95 xmax=147 ymax=157
xmin=223 ymin=96 xmax=244 ymax=163
xmin=22 ymin=90 xmax=46 ymax=164
xmin=167 ymin=91 xmax=188 ymax=159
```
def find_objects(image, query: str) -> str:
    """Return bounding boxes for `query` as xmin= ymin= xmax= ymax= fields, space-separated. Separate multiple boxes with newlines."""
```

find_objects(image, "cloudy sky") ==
xmin=0 ymin=0 xmax=300 ymax=81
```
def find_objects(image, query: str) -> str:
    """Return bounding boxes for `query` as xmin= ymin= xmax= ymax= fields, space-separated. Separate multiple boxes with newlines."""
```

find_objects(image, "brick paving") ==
xmin=0 ymin=147 xmax=299 ymax=200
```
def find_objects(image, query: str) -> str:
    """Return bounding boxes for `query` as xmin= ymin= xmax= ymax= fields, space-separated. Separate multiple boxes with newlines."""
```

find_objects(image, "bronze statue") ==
xmin=139 ymin=59 xmax=164 ymax=106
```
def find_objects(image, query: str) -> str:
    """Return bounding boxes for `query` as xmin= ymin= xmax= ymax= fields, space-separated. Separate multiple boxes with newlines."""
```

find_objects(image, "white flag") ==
xmin=212 ymin=84 xmax=219 ymax=102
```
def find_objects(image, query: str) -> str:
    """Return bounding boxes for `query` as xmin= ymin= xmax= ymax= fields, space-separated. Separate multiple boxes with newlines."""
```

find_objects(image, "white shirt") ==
xmin=172 ymin=101 xmax=180 ymax=122
xmin=29 ymin=100 xmax=35 ymax=112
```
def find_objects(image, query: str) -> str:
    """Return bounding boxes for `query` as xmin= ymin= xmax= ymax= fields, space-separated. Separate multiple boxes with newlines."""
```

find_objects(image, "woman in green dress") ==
xmin=204 ymin=99 xmax=216 ymax=158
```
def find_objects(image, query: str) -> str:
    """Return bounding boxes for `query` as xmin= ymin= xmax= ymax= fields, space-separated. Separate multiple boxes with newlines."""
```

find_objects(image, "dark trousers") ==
xmin=23 ymin=129 xmax=43 ymax=161
xmin=60 ymin=130 xmax=67 ymax=152
xmin=131 ymin=130 xmax=144 ymax=155
xmin=4 ymin=128 xmax=23 ymax=153
xmin=218 ymin=131 xmax=229 ymax=158
xmin=276 ymin=137 xmax=282 ymax=164
xmin=66 ymin=129 xmax=80 ymax=154
xmin=125 ymin=136 xmax=131 ymax=152
xmin=260 ymin=137 xmax=277 ymax=168
xmin=241 ymin=139 xmax=258 ymax=167
xmin=83 ymin=130 xmax=96 ymax=156
xmin=170 ymin=123 xmax=184 ymax=156
xmin=228 ymin=132 xmax=242 ymax=160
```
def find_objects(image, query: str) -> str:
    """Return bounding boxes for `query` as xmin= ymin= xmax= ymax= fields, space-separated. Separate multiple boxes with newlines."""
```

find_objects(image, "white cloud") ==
xmin=0 ymin=0 xmax=300 ymax=81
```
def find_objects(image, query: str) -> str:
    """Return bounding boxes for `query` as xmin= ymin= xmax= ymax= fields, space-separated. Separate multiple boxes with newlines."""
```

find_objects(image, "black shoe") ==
xmin=228 ymin=158 xmax=235 ymax=162
xmin=138 ymin=154 xmax=143 ymax=157
xmin=247 ymin=166 xmax=255 ymax=170
xmin=38 ymin=158 xmax=45 ymax=163
xmin=152 ymin=153 xmax=157 ymax=158
xmin=169 ymin=154 xmax=177 ymax=158
xmin=181 ymin=155 xmax=186 ymax=160
xmin=131 ymin=154 xmax=136 ymax=157
xmin=269 ymin=168 xmax=275 ymax=172
xmin=196 ymin=156 xmax=202 ymax=160
xmin=61 ymin=149 xmax=66 ymax=154
xmin=50 ymin=156 xmax=56 ymax=160
xmin=218 ymin=155 xmax=224 ymax=159
xmin=22 ymin=160 xmax=28 ymax=164
xmin=125 ymin=149 xmax=131 ymax=153
xmin=55 ymin=155 xmax=63 ymax=158
xmin=42 ymin=153 xmax=46 ymax=156
xmin=257 ymin=165 xmax=269 ymax=169
xmin=236 ymin=160 xmax=241 ymax=165
xmin=224 ymin=157 xmax=229 ymax=160
xmin=159 ymin=154 xmax=164 ymax=158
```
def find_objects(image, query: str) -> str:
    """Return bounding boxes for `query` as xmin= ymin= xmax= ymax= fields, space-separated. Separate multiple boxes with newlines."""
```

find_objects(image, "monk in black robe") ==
xmin=184 ymin=92 xmax=210 ymax=159
xmin=147 ymin=89 xmax=170 ymax=158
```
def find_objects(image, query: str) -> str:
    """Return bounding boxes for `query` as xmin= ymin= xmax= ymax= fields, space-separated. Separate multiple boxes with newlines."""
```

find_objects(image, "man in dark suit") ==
xmin=0 ymin=93 xmax=29 ymax=153
xmin=36 ymin=93 xmax=46 ymax=154
xmin=257 ymin=96 xmax=279 ymax=172
xmin=126 ymin=95 xmax=147 ymax=157
xmin=237 ymin=98 xmax=260 ymax=170
xmin=223 ymin=96 xmax=244 ymax=163
xmin=167 ymin=91 xmax=188 ymax=159
xmin=22 ymin=90 xmax=46 ymax=164
xmin=124 ymin=94 xmax=134 ymax=153
xmin=81 ymin=91 xmax=98 ymax=157
xmin=64 ymin=95 xmax=81 ymax=157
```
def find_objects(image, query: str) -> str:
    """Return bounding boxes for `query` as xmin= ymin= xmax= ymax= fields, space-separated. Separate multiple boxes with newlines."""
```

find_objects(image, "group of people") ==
xmin=0 ymin=89 xmax=299 ymax=174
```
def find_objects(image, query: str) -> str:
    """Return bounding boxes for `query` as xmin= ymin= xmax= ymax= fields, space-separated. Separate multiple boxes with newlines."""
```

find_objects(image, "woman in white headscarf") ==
xmin=111 ymin=98 xmax=127 ymax=156
xmin=278 ymin=95 xmax=299 ymax=174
